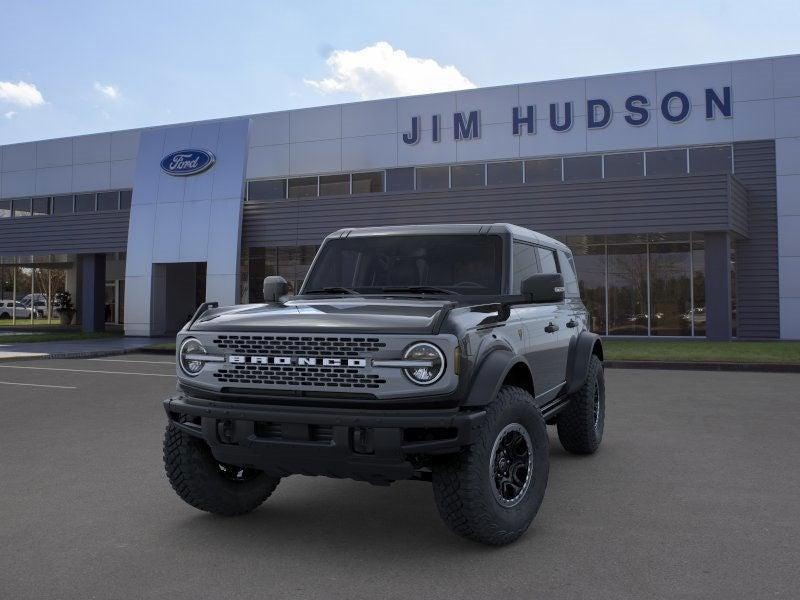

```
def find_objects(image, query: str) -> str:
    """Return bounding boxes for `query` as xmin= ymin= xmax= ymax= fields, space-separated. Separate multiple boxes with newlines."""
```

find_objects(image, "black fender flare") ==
xmin=463 ymin=347 xmax=532 ymax=407
xmin=565 ymin=331 xmax=603 ymax=395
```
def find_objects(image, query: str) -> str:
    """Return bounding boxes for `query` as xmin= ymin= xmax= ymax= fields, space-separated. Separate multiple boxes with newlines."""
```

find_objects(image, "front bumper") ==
xmin=164 ymin=394 xmax=486 ymax=484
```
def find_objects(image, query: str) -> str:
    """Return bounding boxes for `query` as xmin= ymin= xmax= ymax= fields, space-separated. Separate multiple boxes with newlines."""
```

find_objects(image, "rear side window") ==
xmin=536 ymin=247 xmax=559 ymax=274
xmin=512 ymin=242 xmax=540 ymax=293
xmin=558 ymin=250 xmax=580 ymax=296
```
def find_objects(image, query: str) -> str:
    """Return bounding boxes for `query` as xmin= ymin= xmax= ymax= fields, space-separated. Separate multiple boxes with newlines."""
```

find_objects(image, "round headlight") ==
xmin=403 ymin=342 xmax=445 ymax=385
xmin=179 ymin=337 xmax=206 ymax=376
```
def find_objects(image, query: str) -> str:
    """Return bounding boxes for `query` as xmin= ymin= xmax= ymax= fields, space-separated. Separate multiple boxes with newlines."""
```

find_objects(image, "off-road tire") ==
xmin=432 ymin=386 xmax=549 ymax=546
xmin=163 ymin=422 xmax=280 ymax=516
xmin=556 ymin=354 xmax=605 ymax=455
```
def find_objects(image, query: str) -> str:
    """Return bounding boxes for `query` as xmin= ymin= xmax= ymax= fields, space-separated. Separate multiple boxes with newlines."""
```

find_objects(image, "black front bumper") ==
xmin=164 ymin=395 xmax=486 ymax=484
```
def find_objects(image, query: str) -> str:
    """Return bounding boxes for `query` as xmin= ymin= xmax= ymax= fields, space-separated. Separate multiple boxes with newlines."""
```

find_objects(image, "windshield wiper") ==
xmin=304 ymin=286 xmax=360 ymax=295
xmin=378 ymin=286 xmax=456 ymax=295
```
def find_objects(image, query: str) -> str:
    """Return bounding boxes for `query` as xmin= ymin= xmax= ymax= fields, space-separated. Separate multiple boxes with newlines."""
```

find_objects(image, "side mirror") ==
xmin=521 ymin=273 xmax=565 ymax=303
xmin=263 ymin=275 xmax=288 ymax=303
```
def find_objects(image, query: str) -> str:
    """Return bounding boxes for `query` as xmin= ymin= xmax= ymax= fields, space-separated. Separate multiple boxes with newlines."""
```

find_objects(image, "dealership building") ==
xmin=1 ymin=54 xmax=799 ymax=340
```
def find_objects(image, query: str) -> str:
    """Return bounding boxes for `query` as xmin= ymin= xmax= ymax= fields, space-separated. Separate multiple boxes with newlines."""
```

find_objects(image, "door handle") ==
xmin=544 ymin=322 xmax=559 ymax=333
xmin=566 ymin=319 xmax=578 ymax=328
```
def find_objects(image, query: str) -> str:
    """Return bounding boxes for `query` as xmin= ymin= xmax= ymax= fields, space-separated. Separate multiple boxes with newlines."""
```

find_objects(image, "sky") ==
xmin=1 ymin=0 xmax=799 ymax=145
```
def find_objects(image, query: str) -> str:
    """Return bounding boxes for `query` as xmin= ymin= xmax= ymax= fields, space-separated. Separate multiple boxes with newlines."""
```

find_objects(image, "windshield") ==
xmin=302 ymin=234 xmax=504 ymax=295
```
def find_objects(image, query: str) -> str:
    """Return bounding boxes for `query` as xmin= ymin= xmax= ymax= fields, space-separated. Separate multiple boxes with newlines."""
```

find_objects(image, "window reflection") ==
xmin=573 ymin=244 xmax=606 ymax=334
xmin=649 ymin=242 xmax=691 ymax=336
xmin=607 ymin=244 xmax=648 ymax=335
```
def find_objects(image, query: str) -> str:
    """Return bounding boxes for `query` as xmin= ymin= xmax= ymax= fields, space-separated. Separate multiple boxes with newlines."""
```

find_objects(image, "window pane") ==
xmin=536 ymin=247 xmax=559 ymax=274
xmin=0 ymin=200 xmax=10 ymax=218
xmin=74 ymin=194 xmax=96 ymax=212
xmin=607 ymin=244 xmax=648 ymax=335
xmin=487 ymin=161 xmax=523 ymax=186
xmin=319 ymin=174 xmax=350 ymax=196
xmin=451 ymin=163 xmax=485 ymax=188
xmin=249 ymin=179 xmax=286 ymax=201
xmin=247 ymin=247 xmax=266 ymax=302
xmin=32 ymin=197 xmax=49 ymax=216
xmin=98 ymin=191 xmax=119 ymax=211
xmin=690 ymin=145 xmax=732 ymax=174
xmin=573 ymin=244 xmax=607 ymax=334
xmin=119 ymin=190 xmax=132 ymax=210
xmin=649 ymin=242 xmax=691 ymax=336
xmin=416 ymin=166 xmax=449 ymax=191
xmin=559 ymin=251 xmax=580 ymax=296
xmin=646 ymin=149 xmax=686 ymax=176
xmin=352 ymin=172 xmax=384 ymax=194
xmin=386 ymin=167 xmax=414 ymax=192
xmin=52 ymin=195 xmax=74 ymax=214
xmin=512 ymin=242 xmax=539 ymax=293
xmin=525 ymin=158 xmax=561 ymax=183
xmin=288 ymin=177 xmax=317 ymax=198
xmin=563 ymin=155 xmax=602 ymax=181
xmin=692 ymin=239 xmax=706 ymax=336
xmin=12 ymin=198 xmax=32 ymax=217
xmin=604 ymin=152 xmax=644 ymax=178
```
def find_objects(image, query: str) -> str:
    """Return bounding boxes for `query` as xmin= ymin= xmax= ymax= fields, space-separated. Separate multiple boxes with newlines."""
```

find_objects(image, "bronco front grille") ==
xmin=213 ymin=364 xmax=387 ymax=389
xmin=212 ymin=335 xmax=386 ymax=357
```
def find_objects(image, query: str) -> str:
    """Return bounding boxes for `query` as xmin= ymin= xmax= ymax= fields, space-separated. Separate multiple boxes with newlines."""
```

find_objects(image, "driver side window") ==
xmin=512 ymin=242 xmax=540 ymax=293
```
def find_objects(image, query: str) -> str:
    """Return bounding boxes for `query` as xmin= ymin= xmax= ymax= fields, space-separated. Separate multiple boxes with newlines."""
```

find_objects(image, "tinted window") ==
xmin=32 ymin=197 xmax=49 ymax=216
xmin=537 ymin=247 xmax=559 ymax=274
xmin=386 ymin=167 xmax=415 ymax=192
xmin=319 ymin=174 xmax=350 ymax=196
xmin=690 ymin=146 xmax=732 ymax=173
xmin=120 ymin=190 xmax=132 ymax=210
xmin=646 ymin=149 xmax=687 ymax=176
xmin=525 ymin=158 xmax=562 ymax=183
xmin=352 ymin=172 xmax=384 ymax=194
xmin=451 ymin=163 xmax=485 ymax=188
xmin=512 ymin=242 xmax=540 ymax=293
xmin=0 ymin=200 xmax=10 ymax=218
xmin=563 ymin=155 xmax=602 ymax=181
xmin=487 ymin=161 xmax=523 ymax=186
xmin=13 ymin=198 xmax=32 ymax=217
xmin=303 ymin=235 xmax=504 ymax=295
xmin=604 ymin=152 xmax=644 ymax=178
xmin=559 ymin=250 xmax=580 ymax=296
xmin=288 ymin=177 xmax=317 ymax=198
xmin=416 ymin=166 xmax=449 ymax=191
xmin=52 ymin=195 xmax=73 ymax=214
xmin=249 ymin=179 xmax=286 ymax=201
xmin=98 ymin=191 xmax=119 ymax=211
xmin=74 ymin=194 xmax=96 ymax=212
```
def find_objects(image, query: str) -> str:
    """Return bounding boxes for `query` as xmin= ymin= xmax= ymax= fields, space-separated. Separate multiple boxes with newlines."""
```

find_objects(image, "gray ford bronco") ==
xmin=163 ymin=224 xmax=605 ymax=545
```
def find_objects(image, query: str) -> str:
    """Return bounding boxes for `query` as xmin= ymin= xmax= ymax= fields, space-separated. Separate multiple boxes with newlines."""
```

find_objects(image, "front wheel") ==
xmin=163 ymin=422 xmax=280 ymax=516
xmin=432 ymin=386 xmax=549 ymax=546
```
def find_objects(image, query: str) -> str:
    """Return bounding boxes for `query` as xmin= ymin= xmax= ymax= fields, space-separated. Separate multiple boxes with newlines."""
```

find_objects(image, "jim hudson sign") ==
xmin=401 ymin=86 xmax=732 ymax=145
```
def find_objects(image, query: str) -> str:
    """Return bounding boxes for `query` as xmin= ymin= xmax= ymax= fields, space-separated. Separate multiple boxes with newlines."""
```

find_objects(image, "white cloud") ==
xmin=4 ymin=110 xmax=17 ymax=119
xmin=0 ymin=81 xmax=44 ymax=107
xmin=93 ymin=82 xmax=121 ymax=100
xmin=304 ymin=41 xmax=475 ymax=100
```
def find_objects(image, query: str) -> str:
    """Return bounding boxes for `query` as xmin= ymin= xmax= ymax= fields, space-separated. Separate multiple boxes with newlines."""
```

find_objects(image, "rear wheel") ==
xmin=432 ymin=386 xmax=549 ymax=545
xmin=163 ymin=422 xmax=280 ymax=516
xmin=556 ymin=354 xmax=605 ymax=454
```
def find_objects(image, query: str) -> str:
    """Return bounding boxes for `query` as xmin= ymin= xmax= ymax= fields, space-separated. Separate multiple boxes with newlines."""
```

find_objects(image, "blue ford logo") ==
xmin=160 ymin=149 xmax=215 ymax=176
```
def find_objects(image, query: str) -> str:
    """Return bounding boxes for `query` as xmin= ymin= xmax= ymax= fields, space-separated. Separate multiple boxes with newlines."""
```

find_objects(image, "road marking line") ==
xmin=88 ymin=358 xmax=175 ymax=365
xmin=0 ymin=380 xmax=77 ymax=389
xmin=0 ymin=365 xmax=174 ymax=377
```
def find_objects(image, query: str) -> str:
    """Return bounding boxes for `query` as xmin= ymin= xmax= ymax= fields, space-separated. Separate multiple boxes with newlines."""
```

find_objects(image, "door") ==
xmin=512 ymin=241 xmax=565 ymax=402
xmin=535 ymin=246 xmax=571 ymax=389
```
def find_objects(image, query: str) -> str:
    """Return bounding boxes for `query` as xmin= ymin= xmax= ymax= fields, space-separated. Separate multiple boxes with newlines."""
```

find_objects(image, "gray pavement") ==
xmin=0 ymin=336 xmax=172 ymax=360
xmin=0 ymin=357 xmax=798 ymax=599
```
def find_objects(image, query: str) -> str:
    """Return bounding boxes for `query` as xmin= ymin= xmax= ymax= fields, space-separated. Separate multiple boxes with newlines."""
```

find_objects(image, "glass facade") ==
xmin=570 ymin=233 xmax=716 ymax=337
xmin=241 ymin=245 xmax=319 ymax=302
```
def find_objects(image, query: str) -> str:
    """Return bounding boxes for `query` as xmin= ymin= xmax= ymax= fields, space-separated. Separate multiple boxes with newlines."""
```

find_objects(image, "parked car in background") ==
xmin=20 ymin=297 xmax=48 ymax=318
xmin=0 ymin=301 xmax=32 ymax=319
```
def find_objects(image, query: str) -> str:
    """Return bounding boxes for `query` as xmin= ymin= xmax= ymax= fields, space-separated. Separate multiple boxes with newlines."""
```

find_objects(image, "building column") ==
xmin=80 ymin=253 xmax=106 ymax=332
xmin=704 ymin=232 xmax=732 ymax=341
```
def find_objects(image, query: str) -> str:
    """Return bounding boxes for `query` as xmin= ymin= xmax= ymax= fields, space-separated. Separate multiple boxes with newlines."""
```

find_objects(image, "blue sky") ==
xmin=1 ymin=0 xmax=799 ymax=144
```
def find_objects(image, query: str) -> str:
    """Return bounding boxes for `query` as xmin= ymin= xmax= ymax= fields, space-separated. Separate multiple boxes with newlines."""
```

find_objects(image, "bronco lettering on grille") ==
xmin=228 ymin=355 xmax=367 ymax=368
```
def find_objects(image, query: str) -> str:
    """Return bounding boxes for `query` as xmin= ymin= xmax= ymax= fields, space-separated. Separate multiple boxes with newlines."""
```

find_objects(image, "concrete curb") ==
xmin=0 ymin=347 xmax=163 ymax=362
xmin=605 ymin=360 xmax=800 ymax=373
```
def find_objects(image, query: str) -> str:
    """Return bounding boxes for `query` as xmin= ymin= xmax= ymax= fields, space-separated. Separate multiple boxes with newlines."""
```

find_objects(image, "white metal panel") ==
xmin=586 ymin=70 xmax=657 ymax=114
xmin=586 ymin=109 xmax=658 ymax=152
xmin=250 ymin=111 xmax=290 ymax=147
xmin=396 ymin=128 xmax=457 ymax=166
xmin=246 ymin=144 xmax=290 ymax=179
xmin=777 ymin=175 xmax=800 ymax=216
xmin=397 ymin=92 xmax=457 ymax=131
xmin=455 ymin=122 xmax=519 ymax=162
xmin=36 ymin=138 xmax=73 ymax=168
xmin=776 ymin=137 xmax=800 ymax=175
xmin=290 ymin=138 xmax=342 ymax=174
xmin=35 ymin=166 xmax=72 ymax=195
xmin=110 ymin=130 xmax=141 ymax=161
xmin=211 ymin=119 xmax=249 ymax=200
xmin=519 ymin=78 xmax=588 ymax=117
xmin=1 ymin=169 xmax=35 ymax=196
xmin=732 ymin=100 xmax=776 ymax=141
xmin=189 ymin=123 xmax=221 ymax=152
xmin=124 ymin=204 xmax=156 ymax=277
xmin=778 ymin=215 xmax=800 ymax=256
xmin=122 ymin=273 xmax=152 ymax=335
xmin=773 ymin=55 xmax=800 ymax=98
xmin=780 ymin=298 xmax=800 ymax=339
xmin=73 ymin=133 xmax=111 ymax=164
xmin=206 ymin=273 xmax=238 ymax=307
xmin=1 ymin=142 xmax=36 ymax=172
xmin=290 ymin=105 xmax=341 ymax=143
xmin=342 ymin=99 xmax=397 ymax=137
xmin=732 ymin=58 xmax=774 ymax=102
xmin=656 ymin=62 xmax=732 ymax=107
xmin=207 ymin=197 xmax=243 ymax=275
xmin=657 ymin=107 xmax=733 ymax=147
xmin=456 ymin=85 xmax=517 ymax=126
xmin=110 ymin=159 xmax=136 ymax=188
xmin=179 ymin=199 xmax=211 ymax=261
xmin=341 ymin=133 xmax=397 ymax=170
xmin=774 ymin=97 xmax=800 ymax=139
xmin=519 ymin=117 xmax=587 ymax=157
xmin=72 ymin=162 xmax=110 ymax=192
xmin=130 ymin=129 xmax=165 ymax=205
xmin=779 ymin=256 xmax=800 ymax=297
xmin=152 ymin=201 xmax=182 ymax=262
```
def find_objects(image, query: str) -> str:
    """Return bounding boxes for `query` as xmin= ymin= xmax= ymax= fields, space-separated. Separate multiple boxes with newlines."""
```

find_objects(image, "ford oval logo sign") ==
xmin=160 ymin=149 xmax=215 ymax=176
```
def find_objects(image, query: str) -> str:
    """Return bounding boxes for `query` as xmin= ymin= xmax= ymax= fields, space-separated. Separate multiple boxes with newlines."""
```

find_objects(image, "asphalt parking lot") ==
xmin=1 ymin=355 xmax=799 ymax=599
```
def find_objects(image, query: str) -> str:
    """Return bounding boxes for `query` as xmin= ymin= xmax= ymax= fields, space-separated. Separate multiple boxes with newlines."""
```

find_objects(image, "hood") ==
xmin=190 ymin=297 xmax=453 ymax=335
